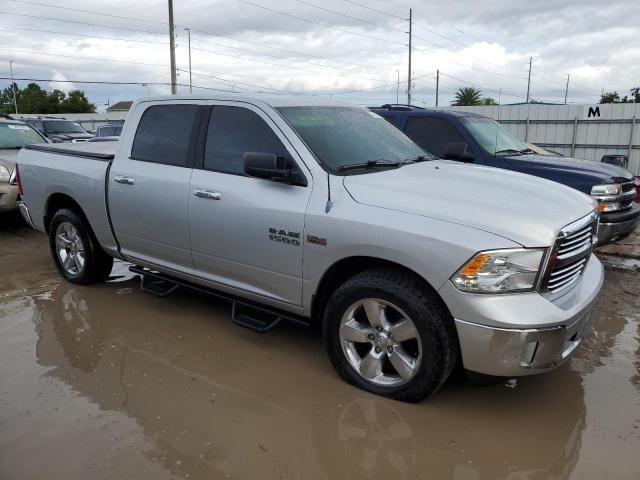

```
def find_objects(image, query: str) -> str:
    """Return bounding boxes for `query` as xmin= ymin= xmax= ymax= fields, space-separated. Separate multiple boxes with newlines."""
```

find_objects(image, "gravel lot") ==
xmin=1 ymin=212 xmax=639 ymax=480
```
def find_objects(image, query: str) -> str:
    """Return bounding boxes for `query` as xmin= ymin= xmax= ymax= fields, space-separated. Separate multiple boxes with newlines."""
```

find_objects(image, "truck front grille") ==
xmin=542 ymin=212 xmax=598 ymax=294
xmin=619 ymin=181 xmax=637 ymax=209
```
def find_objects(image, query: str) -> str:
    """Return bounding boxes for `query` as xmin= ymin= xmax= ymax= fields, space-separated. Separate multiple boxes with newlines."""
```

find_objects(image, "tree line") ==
xmin=599 ymin=87 xmax=640 ymax=104
xmin=0 ymin=82 xmax=96 ymax=114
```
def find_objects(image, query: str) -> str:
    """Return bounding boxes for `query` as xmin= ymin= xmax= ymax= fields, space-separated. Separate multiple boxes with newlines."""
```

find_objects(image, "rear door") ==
xmin=189 ymin=102 xmax=312 ymax=306
xmin=109 ymin=101 xmax=202 ymax=273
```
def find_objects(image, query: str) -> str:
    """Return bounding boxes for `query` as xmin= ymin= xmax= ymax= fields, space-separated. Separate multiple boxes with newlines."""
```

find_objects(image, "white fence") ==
xmin=443 ymin=103 xmax=640 ymax=175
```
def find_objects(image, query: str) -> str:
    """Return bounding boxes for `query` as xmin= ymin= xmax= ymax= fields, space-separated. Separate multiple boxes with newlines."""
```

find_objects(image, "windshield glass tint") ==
xmin=461 ymin=117 xmax=526 ymax=155
xmin=0 ymin=123 xmax=45 ymax=148
xmin=276 ymin=106 xmax=429 ymax=172
xmin=44 ymin=121 xmax=87 ymax=134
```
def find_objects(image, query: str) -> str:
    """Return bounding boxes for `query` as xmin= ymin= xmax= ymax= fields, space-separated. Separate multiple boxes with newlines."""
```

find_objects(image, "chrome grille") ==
xmin=542 ymin=212 xmax=598 ymax=294
xmin=620 ymin=181 xmax=636 ymax=209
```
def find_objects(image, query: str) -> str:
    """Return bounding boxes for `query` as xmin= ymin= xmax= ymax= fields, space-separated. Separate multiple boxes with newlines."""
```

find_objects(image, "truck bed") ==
xmin=24 ymin=141 xmax=116 ymax=161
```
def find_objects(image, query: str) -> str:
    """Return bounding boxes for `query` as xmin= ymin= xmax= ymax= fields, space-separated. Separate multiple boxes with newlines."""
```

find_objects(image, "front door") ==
xmin=189 ymin=103 xmax=311 ymax=306
xmin=109 ymin=102 xmax=200 ymax=273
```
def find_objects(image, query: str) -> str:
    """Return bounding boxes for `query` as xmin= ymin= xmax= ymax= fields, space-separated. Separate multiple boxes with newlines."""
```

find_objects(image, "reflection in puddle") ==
xmin=1 ymin=230 xmax=639 ymax=479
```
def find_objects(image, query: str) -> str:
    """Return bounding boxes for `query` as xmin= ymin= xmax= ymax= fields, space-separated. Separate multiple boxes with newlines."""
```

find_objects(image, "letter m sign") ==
xmin=587 ymin=106 xmax=600 ymax=118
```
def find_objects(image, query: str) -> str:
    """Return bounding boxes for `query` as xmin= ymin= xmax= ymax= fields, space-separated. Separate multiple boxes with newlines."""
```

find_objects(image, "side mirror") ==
xmin=444 ymin=142 xmax=474 ymax=162
xmin=243 ymin=152 xmax=305 ymax=186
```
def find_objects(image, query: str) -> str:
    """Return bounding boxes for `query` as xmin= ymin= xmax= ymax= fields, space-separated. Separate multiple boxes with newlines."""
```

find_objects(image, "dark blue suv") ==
xmin=370 ymin=105 xmax=640 ymax=245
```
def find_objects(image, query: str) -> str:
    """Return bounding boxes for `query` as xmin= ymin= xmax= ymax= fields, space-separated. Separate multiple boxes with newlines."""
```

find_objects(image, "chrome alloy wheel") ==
xmin=339 ymin=299 xmax=422 ymax=387
xmin=55 ymin=222 xmax=86 ymax=275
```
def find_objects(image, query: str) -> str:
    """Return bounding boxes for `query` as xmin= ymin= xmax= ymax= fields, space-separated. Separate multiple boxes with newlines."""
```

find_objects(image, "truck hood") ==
xmin=48 ymin=132 xmax=94 ymax=142
xmin=502 ymin=154 xmax=633 ymax=193
xmin=342 ymin=160 xmax=596 ymax=247
xmin=0 ymin=149 xmax=18 ymax=171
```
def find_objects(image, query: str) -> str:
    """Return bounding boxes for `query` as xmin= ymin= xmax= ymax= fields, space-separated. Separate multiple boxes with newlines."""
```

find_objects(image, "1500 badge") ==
xmin=269 ymin=228 xmax=301 ymax=246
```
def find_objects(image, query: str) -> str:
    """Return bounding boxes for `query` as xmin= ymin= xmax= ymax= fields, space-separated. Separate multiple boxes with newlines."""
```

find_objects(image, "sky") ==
xmin=0 ymin=0 xmax=638 ymax=112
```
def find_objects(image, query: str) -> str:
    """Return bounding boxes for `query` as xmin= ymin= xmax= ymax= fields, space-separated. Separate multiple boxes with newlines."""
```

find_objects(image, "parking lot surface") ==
xmin=1 ymin=213 xmax=639 ymax=480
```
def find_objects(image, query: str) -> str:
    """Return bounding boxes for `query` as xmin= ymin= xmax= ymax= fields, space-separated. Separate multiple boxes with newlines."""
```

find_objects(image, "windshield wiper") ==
xmin=404 ymin=155 xmax=431 ymax=163
xmin=338 ymin=159 xmax=405 ymax=172
xmin=519 ymin=148 xmax=536 ymax=154
xmin=0 ymin=146 xmax=22 ymax=150
xmin=494 ymin=148 xmax=524 ymax=156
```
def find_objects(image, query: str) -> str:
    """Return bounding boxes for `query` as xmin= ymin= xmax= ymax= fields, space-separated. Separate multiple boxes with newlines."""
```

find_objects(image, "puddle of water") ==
xmin=1 ymin=228 xmax=639 ymax=480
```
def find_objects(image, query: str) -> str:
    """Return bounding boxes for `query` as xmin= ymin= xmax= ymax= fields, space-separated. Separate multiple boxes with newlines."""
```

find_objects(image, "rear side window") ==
xmin=404 ymin=117 xmax=465 ymax=157
xmin=131 ymin=104 xmax=198 ymax=167
xmin=204 ymin=106 xmax=291 ymax=175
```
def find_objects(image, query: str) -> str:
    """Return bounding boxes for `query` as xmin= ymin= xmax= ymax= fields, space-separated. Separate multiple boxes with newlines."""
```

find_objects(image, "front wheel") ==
xmin=323 ymin=268 xmax=458 ymax=402
xmin=49 ymin=208 xmax=113 ymax=285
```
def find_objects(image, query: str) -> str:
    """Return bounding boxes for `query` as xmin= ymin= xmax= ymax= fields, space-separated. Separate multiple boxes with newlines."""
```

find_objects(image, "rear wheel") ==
xmin=49 ymin=209 xmax=113 ymax=284
xmin=323 ymin=268 xmax=458 ymax=402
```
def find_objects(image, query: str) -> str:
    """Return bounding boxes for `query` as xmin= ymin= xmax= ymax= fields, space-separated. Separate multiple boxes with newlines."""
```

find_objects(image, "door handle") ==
xmin=113 ymin=175 xmax=135 ymax=185
xmin=194 ymin=190 xmax=222 ymax=200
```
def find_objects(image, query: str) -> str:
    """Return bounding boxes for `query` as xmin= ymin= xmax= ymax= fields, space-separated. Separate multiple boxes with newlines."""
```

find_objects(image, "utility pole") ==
xmin=564 ymin=74 xmax=570 ymax=105
xmin=185 ymin=28 xmax=192 ymax=94
xmin=9 ymin=60 xmax=17 ymax=114
xmin=526 ymin=56 xmax=532 ymax=103
xmin=168 ymin=0 xmax=177 ymax=95
xmin=407 ymin=8 xmax=412 ymax=105
xmin=395 ymin=70 xmax=399 ymax=104
xmin=435 ymin=69 xmax=440 ymax=107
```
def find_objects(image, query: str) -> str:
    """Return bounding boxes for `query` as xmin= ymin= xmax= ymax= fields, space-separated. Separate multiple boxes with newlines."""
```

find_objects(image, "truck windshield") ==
xmin=44 ymin=121 xmax=87 ymax=134
xmin=461 ymin=117 xmax=528 ymax=156
xmin=0 ymin=123 xmax=46 ymax=148
xmin=276 ymin=106 xmax=431 ymax=173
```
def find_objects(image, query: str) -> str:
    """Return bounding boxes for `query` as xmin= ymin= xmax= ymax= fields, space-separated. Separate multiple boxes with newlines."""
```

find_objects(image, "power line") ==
xmin=438 ymin=72 xmax=526 ymax=99
xmin=0 ymin=12 xmax=166 ymax=36
xmin=289 ymin=0 xmax=406 ymax=33
xmin=0 ymin=76 xmax=233 ymax=93
xmin=236 ymin=0 xmax=406 ymax=46
xmin=338 ymin=0 xmax=406 ymax=20
xmin=188 ymin=37 xmax=391 ymax=81
xmin=7 ymin=0 xmax=168 ymax=25
xmin=0 ymin=47 xmax=169 ymax=69
xmin=0 ymin=24 xmax=168 ymax=46
xmin=8 ymin=0 xmax=399 ymax=76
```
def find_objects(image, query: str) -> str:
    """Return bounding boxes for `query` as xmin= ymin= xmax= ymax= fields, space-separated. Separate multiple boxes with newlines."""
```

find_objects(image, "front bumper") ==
xmin=0 ymin=182 xmax=18 ymax=212
xmin=439 ymin=254 xmax=604 ymax=377
xmin=597 ymin=204 xmax=640 ymax=245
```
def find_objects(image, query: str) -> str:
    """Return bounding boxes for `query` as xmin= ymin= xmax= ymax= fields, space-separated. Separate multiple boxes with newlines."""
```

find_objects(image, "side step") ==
xmin=129 ymin=265 xmax=311 ymax=332
xmin=140 ymin=274 xmax=179 ymax=297
xmin=232 ymin=303 xmax=282 ymax=333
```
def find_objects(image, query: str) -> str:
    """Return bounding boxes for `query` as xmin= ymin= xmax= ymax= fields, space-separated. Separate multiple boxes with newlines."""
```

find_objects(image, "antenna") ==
xmin=325 ymin=173 xmax=333 ymax=213
xmin=494 ymin=89 xmax=502 ymax=155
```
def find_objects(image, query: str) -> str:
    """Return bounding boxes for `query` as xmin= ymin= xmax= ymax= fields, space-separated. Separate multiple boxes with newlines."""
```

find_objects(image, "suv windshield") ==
xmin=43 ymin=120 xmax=87 ymax=134
xmin=0 ymin=122 xmax=46 ymax=148
xmin=461 ymin=116 xmax=528 ymax=156
xmin=276 ymin=106 xmax=431 ymax=173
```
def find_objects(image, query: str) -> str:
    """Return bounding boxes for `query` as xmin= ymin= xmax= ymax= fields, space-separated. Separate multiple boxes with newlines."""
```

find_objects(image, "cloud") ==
xmin=0 ymin=0 xmax=637 ymax=109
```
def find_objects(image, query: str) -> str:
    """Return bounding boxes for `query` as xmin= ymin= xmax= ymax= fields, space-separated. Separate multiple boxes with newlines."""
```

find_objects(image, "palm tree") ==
xmin=452 ymin=87 xmax=483 ymax=106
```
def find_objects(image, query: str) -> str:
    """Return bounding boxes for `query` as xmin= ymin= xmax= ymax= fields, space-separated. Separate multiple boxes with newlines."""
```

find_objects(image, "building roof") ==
xmin=107 ymin=101 xmax=133 ymax=112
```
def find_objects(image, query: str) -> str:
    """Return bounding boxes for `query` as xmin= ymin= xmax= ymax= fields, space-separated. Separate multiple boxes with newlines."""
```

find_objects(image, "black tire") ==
xmin=323 ymin=268 xmax=458 ymax=402
xmin=48 ymin=208 xmax=113 ymax=285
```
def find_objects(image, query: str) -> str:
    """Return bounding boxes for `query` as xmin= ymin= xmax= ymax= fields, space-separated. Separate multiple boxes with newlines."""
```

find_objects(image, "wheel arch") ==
xmin=44 ymin=192 xmax=93 ymax=236
xmin=310 ymin=256 xmax=452 ymax=325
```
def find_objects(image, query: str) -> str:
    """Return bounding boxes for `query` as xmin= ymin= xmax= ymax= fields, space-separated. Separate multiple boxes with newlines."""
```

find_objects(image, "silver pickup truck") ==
xmin=15 ymin=96 xmax=604 ymax=401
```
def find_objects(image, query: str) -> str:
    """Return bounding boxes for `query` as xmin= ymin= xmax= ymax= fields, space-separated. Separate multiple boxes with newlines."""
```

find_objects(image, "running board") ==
xmin=129 ymin=266 xmax=310 ymax=331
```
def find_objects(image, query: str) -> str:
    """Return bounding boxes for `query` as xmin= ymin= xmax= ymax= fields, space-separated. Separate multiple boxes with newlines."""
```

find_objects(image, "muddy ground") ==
xmin=1 ymin=212 xmax=639 ymax=480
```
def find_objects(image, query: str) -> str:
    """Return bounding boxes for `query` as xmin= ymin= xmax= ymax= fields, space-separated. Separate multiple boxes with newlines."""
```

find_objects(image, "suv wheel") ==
xmin=49 ymin=209 xmax=113 ymax=285
xmin=323 ymin=268 xmax=458 ymax=402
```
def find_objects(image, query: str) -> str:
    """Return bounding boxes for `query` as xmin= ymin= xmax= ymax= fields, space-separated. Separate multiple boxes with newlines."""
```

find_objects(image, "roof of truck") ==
xmin=132 ymin=95 xmax=356 ymax=108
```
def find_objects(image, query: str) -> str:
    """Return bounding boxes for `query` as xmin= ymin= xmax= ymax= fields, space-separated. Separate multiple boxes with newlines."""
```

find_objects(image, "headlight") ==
xmin=452 ymin=249 xmax=545 ymax=293
xmin=591 ymin=184 xmax=621 ymax=196
xmin=0 ymin=165 xmax=10 ymax=181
